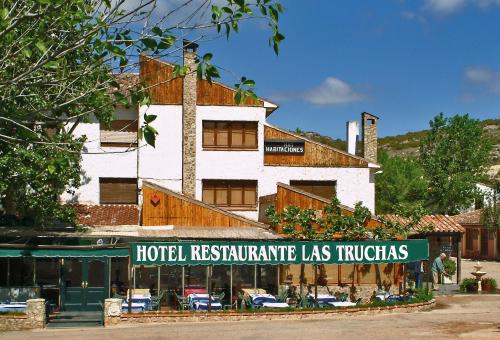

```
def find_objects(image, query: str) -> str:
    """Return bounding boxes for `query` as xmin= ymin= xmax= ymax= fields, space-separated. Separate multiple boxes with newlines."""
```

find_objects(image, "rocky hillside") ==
xmin=293 ymin=118 xmax=500 ymax=178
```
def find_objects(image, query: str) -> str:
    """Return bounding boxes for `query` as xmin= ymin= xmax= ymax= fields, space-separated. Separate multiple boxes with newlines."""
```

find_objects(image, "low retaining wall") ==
xmin=104 ymin=298 xmax=435 ymax=326
xmin=0 ymin=299 xmax=46 ymax=331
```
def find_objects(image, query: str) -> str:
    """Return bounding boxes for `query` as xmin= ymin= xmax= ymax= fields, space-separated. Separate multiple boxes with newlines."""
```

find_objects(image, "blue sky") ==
xmin=197 ymin=0 xmax=500 ymax=138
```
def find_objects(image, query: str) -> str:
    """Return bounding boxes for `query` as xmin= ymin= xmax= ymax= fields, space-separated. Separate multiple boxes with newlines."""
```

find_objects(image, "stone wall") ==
xmin=362 ymin=112 xmax=378 ymax=163
xmin=0 ymin=298 xmax=46 ymax=331
xmin=103 ymin=298 xmax=435 ymax=326
xmin=182 ymin=45 xmax=197 ymax=198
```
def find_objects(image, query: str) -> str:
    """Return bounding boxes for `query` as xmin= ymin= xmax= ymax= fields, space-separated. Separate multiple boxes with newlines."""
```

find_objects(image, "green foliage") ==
xmin=0 ymin=0 xmax=284 ymax=226
xmin=266 ymin=198 xmax=423 ymax=241
xmin=442 ymin=259 xmax=456 ymax=276
xmin=460 ymin=278 xmax=478 ymax=292
xmin=375 ymin=150 xmax=428 ymax=214
xmin=420 ymin=113 xmax=492 ymax=215
xmin=412 ymin=287 xmax=434 ymax=302
xmin=481 ymin=181 xmax=500 ymax=229
xmin=481 ymin=277 xmax=497 ymax=290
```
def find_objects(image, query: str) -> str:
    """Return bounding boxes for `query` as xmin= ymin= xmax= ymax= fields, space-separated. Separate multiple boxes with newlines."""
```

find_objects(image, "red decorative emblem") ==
xmin=151 ymin=193 xmax=160 ymax=205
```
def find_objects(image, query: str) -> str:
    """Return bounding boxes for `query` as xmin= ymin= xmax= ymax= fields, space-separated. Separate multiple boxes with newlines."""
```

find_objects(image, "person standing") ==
xmin=410 ymin=261 xmax=423 ymax=289
xmin=431 ymin=253 xmax=448 ymax=291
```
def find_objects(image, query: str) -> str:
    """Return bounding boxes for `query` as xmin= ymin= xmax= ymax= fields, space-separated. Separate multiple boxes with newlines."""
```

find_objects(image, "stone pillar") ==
xmin=26 ymin=299 xmax=46 ymax=329
xmin=361 ymin=112 xmax=379 ymax=163
xmin=104 ymin=298 xmax=122 ymax=326
xmin=182 ymin=40 xmax=198 ymax=198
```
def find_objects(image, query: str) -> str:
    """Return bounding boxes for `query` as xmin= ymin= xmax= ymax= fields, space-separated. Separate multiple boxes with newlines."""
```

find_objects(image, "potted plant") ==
xmin=481 ymin=277 xmax=497 ymax=292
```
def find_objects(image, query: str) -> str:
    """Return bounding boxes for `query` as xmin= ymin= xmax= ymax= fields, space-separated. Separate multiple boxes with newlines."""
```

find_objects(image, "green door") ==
xmin=62 ymin=258 xmax=108 ymax=311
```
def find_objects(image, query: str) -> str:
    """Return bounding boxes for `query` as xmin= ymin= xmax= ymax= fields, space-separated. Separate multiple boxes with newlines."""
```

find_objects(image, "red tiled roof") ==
xmin=451 ymin=209 xmax=483 ymax=225
xmin=382 ymin=214 xmax=465 ymax=234
xmin=74 ymin=204 xmax=139 ymax=226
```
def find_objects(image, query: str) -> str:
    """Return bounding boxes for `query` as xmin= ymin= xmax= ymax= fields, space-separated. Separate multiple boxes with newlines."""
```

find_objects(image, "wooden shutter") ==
xmin=289 ymin=180 xmax=337 ymax=200
xmin=99 ymin=178 xmax=137 ymax=204
xmin=100 ymin=120 xmax=138 ymax=147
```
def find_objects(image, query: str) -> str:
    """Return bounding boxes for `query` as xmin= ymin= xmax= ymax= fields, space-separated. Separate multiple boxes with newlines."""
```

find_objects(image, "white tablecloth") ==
xmin=262 ymin=302 xmax=289 ymax=308
xmin=328 ymin=301 xmax=357 ymax=307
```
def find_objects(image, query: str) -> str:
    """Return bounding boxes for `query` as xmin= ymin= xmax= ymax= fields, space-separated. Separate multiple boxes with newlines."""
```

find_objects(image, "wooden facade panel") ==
xmin=139 ymin=55 xmax=263 ymax=107
xmin=197 ymin=80 xmax=263 ymax=107
xmin=264 ymin=126 xmax=369 ymax=168
xmin=274 ymin=184 xmax=380 ymax=234
xmin=142 ymin=185 xmax=261 ymax=228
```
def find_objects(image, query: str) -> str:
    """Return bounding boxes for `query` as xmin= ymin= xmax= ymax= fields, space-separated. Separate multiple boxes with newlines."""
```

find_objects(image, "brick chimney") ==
xmin=361 ymin=112 xmax=379 ymax=163
xmin=182 ymin=40 xmax=198 ymax=198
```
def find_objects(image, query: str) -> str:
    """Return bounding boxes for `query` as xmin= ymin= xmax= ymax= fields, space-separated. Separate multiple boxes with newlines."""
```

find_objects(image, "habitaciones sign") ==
xmin=131 ymin=240 xmax=428 ymax=266
xmin=264 ymin=140 xmax=305 ymax=155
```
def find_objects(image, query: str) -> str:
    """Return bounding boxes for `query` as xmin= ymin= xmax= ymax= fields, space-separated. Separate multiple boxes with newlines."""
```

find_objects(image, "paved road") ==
xmin=1 ymin=295 xmax=500 ymax=340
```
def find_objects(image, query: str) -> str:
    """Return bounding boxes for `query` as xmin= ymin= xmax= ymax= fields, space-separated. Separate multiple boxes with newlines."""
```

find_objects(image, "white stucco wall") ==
xmin=67 ymin=103 xmax=376 ymax=218
xmin=195 ymin=106 xmax=267 ymax=220
xmin=62 ymin=107 xmax=138 ymax=204
xmin=261 ymin=166 xmax=376 ymax=213
xmin=138 ymin=104 xmax=183 ymax=193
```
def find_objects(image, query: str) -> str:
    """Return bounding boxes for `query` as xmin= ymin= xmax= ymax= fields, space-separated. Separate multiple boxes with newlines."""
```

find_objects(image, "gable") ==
xmin=264 ymin=125 xmax=370 ymax=168
xmin=139 ymin=55 xmax=264 ymax=107
xmin=142 ymin=181 xmax=269 ymax=228
xmin=274 ymin=183 xmax=380 ymax=234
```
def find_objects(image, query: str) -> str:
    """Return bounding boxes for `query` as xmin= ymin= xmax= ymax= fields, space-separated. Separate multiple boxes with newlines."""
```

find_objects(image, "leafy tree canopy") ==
xmin=420 ymin=113 xmax=491 ymax=215
xmin=375 ymin=150 xmax=428 ymax=215
xmin=0 ymin=0 xmax=284 ymax=227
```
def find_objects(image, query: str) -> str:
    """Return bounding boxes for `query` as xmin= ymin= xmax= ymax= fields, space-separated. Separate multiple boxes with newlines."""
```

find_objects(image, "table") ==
xmin=262 ymin=302 xmax=289 ymax=308
xmin=121 ymin=302 xmax=146 ymax=312
xmin=250 ymin=293 xmax=277 ymax=306
xmin=0 ymin=303 xmax=27 ymax=312
xmin=328 ymin=301 xmax=357 ymax=307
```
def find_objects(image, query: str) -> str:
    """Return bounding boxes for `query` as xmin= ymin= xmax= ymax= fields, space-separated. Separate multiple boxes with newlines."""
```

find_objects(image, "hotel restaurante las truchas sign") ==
xmin=264 ymin=140 xmax=305 ymax=155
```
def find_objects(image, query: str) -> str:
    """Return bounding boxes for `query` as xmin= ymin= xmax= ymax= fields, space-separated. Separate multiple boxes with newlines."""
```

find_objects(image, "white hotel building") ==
xmin=65 ymin=42 xmax=380 ymax=222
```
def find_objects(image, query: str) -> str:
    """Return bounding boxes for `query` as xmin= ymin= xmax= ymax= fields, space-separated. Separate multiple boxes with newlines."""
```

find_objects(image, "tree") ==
xmin=481 ymin=180 xmax=500 ymax=229
xmin=420 ymin=113 xmax=492 ymax=215
xmin=266 ymin=199 xmax=427 ymax=303
xmin=375 ymin=151 xmax=428 ymax=215
xmin=0 ymin=0 xmax=284 ymax=226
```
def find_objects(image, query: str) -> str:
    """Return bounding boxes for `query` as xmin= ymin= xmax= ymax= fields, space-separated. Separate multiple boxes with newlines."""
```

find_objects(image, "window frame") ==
xmin=99 ymin=177 xmax=138 ymax=204
xmin=100 ymin=120 xmax=138 ymax=148
xmin=202 ymin=180 xmax=258 ymax=210
xmin=202 ymin=120 xmax=258 ymax=150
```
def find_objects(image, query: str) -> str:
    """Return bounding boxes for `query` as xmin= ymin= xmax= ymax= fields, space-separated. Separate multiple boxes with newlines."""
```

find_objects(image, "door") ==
xmin=62 ymin=258 xmax=108 ymax=311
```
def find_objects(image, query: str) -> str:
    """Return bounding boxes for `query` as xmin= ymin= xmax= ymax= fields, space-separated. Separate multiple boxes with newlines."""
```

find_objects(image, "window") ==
xmin=202 ymin=180 xmax=257 ymax=209
xmin=100 ymin=120 xmax=138 ymax=147
xmin=203 ymin=121 xmax=257 ymax=149
xmin=289 ymin=180 xmax=337 ymax=200
xmin=99 ymin=178 xmax=138 ymax=204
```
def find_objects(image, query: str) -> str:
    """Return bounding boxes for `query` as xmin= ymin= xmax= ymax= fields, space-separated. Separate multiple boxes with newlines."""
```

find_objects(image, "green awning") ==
xmin=0 ymin=247 xmax=129 ymax=258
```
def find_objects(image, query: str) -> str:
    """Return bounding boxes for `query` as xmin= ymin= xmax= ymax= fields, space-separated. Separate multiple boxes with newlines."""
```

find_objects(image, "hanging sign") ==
xmin=264 ymin=140 xmax=305 ymax=155
xmin=131 ymin=240 xmax=428 ymax=266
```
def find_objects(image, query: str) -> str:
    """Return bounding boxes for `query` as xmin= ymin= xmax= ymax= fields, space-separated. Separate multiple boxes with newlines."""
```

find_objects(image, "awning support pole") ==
xmin=314 ymin=264 xmax=318 ymax=308
xmin=254 ymin=264 xmax=257 ymax=289
xmin=128 ymin=248 xmax=132 ymax=314
xmin=230 ymin=264 xmax=233 ymax=309
xmin=157 ymin=266 xmax=161 ymax=296
xmin=182 ymin=266 xmax=185 ymax=296
xmin=277 ymin=265 xmax=280 ymax=295
xmin=208 ymin=265 xmax=212 ymax=312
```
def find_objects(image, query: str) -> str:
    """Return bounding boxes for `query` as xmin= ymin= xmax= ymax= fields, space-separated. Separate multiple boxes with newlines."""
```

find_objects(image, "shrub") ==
xmin=443 ymin=259 xmax=456 ymax=276
xmin=460 ymin=278 xmax=478 ymax=292
xmin=413 ymin=288 xmax=434 ymax=302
